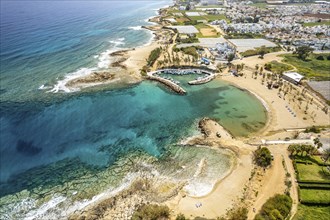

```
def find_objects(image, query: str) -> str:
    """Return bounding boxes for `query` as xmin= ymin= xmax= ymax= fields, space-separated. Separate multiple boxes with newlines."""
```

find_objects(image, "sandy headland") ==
xmin=59 ymin=41 xmax=160 ymax=92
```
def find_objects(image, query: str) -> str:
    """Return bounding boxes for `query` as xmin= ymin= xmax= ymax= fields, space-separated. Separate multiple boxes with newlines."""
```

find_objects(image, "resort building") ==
xmin=282 ymin=72 xmax=304 ymax=85
xmin=210 ymin=42 xmax=236 ymax=60
xmin=201 ymin=0 xmax=221 ymax=5
xmin=168 ymin=25 xmax=199 ymax=34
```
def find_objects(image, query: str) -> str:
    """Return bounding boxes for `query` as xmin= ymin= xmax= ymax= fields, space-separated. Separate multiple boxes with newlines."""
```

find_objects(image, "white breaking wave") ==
xmin=49 ymin=67 xmax=96 ymax=93
xmin=109 ymin=37 xmax=125 ymax=46
xmin=49 ymin=38 xmax=127 ymax=93
xmin=128 ymin=26 xmax=142 ymax=31
xmin=97 ymin=49 xmax=113 ymax=69
xmin=24 ymin=195 xmax=66 ymax=220
xmin=184 ymin=181 xmax=214 ymax=197
xmin=32 ymin=172 xmax=142 ymax=220
xmin=97 ymin=37 xmax=126 ymax=69
xmin=38 ymin=85 xmax=51 ymax=90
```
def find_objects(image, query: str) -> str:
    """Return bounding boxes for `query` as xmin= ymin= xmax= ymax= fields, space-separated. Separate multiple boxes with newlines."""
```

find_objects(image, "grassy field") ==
xmin=293 ymin=204 xmax=330 ymax=220
xmin=296 ymin=163 xmax=330 ymax=181
xmin=293 ymin=155 xmax=330 ymax=219
xmin=281 ymin=53 xmax=330 ymax=81
xmin=194 ymin=23 xmax=220 ymax=38
xmin=303 ymin=21 xmax=330 ymax=27
xmin=188 ymin=14 xmax=229 ymax=22
xmin=225 ymin=32 xmax=265 ymax=39
xmin=300 ymin=189 xmax=330 ymax=203
xmin=241 ymin=46 xmax=282 ymax=58
xmin=196 ymin=5 xmax=224 ymax=8
xmin=264 ymin=60 xmax=293 ymax=73
xmin=250 ymin=3 xmax=268 ymax=8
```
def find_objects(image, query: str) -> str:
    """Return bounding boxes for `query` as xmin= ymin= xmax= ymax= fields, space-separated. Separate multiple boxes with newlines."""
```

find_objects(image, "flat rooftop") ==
xmin=228 ymin=39 xmax=277 ymax=52
xmin=165 ymin=18 xmax=177 ymax=23
xmin=186 ymin=12 xmax=207 ymax=16
xmin=186 ymin=12 xmax=201 ymax=16
xmin=169 ymin=25 xmax=199 ymax=34
xmin=176 ymin=37 xmax=227 ymax=48
xmin=283 ymin=72 xmax=304 ymax=82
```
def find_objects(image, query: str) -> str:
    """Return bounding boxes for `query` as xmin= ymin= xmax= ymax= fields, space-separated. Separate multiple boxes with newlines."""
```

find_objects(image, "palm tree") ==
xmin=323 ymin=148 xmax=330 ymax=163
xmin=217 ymin=63 xmax=225 ymax=73
xmin=260 ymin=66 xmax=264 ymax=75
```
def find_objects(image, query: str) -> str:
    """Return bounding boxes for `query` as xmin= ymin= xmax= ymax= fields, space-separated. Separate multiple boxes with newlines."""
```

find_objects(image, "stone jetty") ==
xmin=147 ymin=68 xmax=216 ymax=94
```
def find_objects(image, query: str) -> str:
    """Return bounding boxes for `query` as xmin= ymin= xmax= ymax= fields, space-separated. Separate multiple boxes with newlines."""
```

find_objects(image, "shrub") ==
xmin=176 ymin=213 xmax=188 ymax=220
xmin=147 ymin=47 xmax=162 ymax=67
xmin=140 ymin=65 xmax=149 ymax=76
xmin=254 ymin=194 xmax=292 ymax=220
xmin=131 ymin=204 xmax=170 ymax=220
xmin=304 ymin=126 xmax=320 ymax=133
xmin=227 ymin=207 xmax=248 ymax=220
xmin=254 ymin=147 xmax=272 ymax=167
xmin=316 ymin=55 xmax=325 ymax=60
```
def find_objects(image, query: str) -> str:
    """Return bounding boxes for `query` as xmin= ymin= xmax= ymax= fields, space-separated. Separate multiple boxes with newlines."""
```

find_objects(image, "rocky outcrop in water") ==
xmin=66 ymin=72 xmax=115 ymax=87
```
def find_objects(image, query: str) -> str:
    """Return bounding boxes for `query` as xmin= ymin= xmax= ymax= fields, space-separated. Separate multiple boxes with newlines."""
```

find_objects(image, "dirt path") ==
xmin=247 ymin=147 xmax=286 ymax=219
xmin=247 ymin=145 xmax=298 ymax=219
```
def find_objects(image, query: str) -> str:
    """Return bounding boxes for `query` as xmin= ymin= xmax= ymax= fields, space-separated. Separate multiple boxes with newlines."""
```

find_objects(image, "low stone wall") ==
xmin=147 ymin=68 xmax=216 ymax=94
xmin=146 ymin=75 xmax=186 ymax=94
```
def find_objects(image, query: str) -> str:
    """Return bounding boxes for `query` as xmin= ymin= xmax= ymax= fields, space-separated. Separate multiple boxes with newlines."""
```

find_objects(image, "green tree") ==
xmin=258 ymin=46 xmax=266 ymax=59
xmin=227 ymin=207 xmax=248 ymax=220
xmin=294 ymin=46 xmax=314 ymax=61
xmin=227 ymin=53 xmax=235 ymax=65
xmin=288 ymin=145 xmax=297 ymax=156
xmin=254 ymin=147 xmax=272 ymax=167
xmin=176 ymin=213 xmax=188 ymax=220
xmin=217 ymin=63 xmax=225 ymax=73
xmin=254 ymin=194 xmax=292 ymax=220
xmin=323 ymin=148 xmax=330 ymax=163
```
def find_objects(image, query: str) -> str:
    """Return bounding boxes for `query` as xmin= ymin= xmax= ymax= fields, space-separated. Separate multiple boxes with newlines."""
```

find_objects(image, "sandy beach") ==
xmin=225 ymin=52 xmax=329 ymax=133
xmin=124 ymin=42 xmax=159 ymax=78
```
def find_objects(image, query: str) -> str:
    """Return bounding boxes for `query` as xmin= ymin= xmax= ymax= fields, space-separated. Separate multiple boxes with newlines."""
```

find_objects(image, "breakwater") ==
xmin=147 ymin=68 xmax=216 ymax=94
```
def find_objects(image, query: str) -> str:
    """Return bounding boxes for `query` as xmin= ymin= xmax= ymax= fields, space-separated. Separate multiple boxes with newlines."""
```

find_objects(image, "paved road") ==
xmin=262 ymin=139 xmax=314 ymax=145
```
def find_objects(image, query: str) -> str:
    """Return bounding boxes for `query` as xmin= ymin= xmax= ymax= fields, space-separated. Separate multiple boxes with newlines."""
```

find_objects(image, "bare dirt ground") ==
xmin=246 ymin=144 xmax=299 ymax=219
xmin=200 ymin=28 xmax=218 ymax=37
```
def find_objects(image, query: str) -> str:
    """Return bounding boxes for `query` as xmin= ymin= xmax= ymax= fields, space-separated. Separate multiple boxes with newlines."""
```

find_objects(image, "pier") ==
xmin=147 ymin=68 xmax=216 ymax=94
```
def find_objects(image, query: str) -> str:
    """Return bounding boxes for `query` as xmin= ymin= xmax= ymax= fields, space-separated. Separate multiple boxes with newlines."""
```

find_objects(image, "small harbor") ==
xmin=147 ymin=68 xmax=216 ymax=94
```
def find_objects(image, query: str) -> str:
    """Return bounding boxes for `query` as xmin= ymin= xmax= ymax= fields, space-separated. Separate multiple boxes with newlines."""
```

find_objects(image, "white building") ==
xmin=282 ymin=72 xmax=304 ymax=84
xmin=201 ymin=0 xmax=220 ymax=5
xmin=168 ymin=26 xmax=199 ymax=34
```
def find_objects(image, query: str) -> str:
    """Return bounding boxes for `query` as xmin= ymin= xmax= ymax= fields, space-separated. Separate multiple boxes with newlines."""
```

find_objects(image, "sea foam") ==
xmin=128 ymin=26 xmax=142 ymax=31
xmin=50 ymin=37 xmax=126 ymax=93
xmin=24 ymin=196 xmax=66 ymax=220
xmin=50 ymin=68 xmax=96 ymax=93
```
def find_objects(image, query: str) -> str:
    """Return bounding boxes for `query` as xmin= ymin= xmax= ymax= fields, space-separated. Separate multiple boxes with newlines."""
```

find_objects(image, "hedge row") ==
xmin=295 ymin=160 xmax=313 ymax=165
xmin=292 ymin=160 xmax=300 ymax=181
xmin=300 ymin=200 xmax=330 ymax=206
xmin=293 ymin=155 xmax=330 ymax=167
xmin=298 ymin=180 xmax=330 ymax=184
xmin=299 ymin=184 xmax=330 ymax=190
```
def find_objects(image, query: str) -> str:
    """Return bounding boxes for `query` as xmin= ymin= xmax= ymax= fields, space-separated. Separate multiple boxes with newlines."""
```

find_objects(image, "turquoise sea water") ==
xmin=0 ymin=1 xmax=267 ymax=218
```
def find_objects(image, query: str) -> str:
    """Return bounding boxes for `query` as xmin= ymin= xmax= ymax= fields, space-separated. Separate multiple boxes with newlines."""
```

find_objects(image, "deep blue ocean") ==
xmin=0 ymin=1 xmax=267 ymax=218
